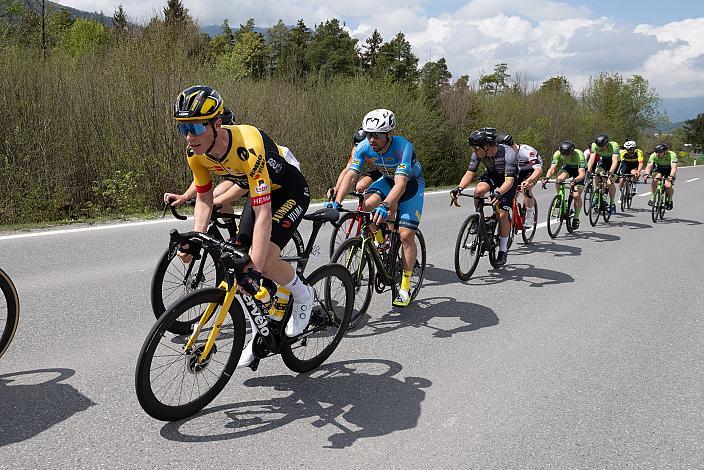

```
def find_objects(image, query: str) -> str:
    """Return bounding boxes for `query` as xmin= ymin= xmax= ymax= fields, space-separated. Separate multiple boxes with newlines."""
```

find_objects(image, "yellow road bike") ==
xmin=135 ymin=210 xmax=354 ymax=421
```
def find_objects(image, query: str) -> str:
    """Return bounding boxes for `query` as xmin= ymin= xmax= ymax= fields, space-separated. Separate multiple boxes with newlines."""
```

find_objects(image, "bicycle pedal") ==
xmin=248 ymin=358 xmax=260 ymax=372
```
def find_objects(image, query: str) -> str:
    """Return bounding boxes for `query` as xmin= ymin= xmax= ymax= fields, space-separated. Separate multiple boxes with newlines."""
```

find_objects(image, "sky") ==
xmin=58 ymin=0 xmax=704 ymax=101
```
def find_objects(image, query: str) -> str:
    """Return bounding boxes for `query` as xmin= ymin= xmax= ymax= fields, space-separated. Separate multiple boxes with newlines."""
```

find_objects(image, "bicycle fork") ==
xmin=186 ymin=280 xmax=237 ymax=363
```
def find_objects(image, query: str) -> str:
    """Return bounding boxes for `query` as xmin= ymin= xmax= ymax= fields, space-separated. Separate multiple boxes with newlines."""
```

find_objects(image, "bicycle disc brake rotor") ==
xmin=186 ymin=343 xmax=217 ymax=374
xmin=374 ymin=272 xmax=387 ymax=294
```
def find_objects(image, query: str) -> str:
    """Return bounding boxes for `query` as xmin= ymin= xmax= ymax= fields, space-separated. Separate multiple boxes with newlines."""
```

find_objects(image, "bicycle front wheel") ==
xmin=281 ymin=264 xmax=353 ymax=373
xmin=521 ymin=202 xmax=537 ymax=244
xmin=150 ymin=247 xmax=225 ymax=332
xmin=135 ymin=288 xmax=246 ymax=421
xmin=330 ymin=236 xmax=374 ymax=328
xmin=583 ymin=181 xmax=593 ymax=215
xmin=454 ymin=214 xmax=481 ymax=281
xmin=390 ymin=229 xmax=427 ymax=303
xmin=328 ymin=212 xmax=360 ymax=258
xmin=0 ymin=268 xmax=19 ymax=360
xmin=547 ymin=195 xmax=564 ymax=239
xmin=589 ymin=190 xmax=601 ymax=227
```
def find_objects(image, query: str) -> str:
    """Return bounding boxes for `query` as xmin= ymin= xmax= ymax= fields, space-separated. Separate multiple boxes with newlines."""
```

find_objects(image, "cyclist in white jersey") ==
xmin=497 ymin=134 xmax=543 ymax=228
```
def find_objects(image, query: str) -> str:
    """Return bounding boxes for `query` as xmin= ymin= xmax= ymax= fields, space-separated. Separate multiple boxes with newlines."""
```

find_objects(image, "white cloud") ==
xmin=57 ymin=0 xmax=704 ymax=98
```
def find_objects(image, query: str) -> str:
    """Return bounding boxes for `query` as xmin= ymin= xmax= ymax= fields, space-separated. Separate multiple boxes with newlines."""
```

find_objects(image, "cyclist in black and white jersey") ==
xmin=497 ymin=134 xmax=543 ymax=228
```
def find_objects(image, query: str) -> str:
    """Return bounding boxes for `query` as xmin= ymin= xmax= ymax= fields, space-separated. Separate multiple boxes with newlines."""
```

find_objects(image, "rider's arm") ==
xmin=545 ymin=164 xmax=557 ymax=179
xmin=458 ymin=170 xmax=475 ymax=190
xmin=499 ymin=145 xmax=519 ymax=194
xmin=250 ymin=203 xmax=272 ymax=271
xmin=577 ymin=168 xmax=586 ymax=180
xmin=335 ymin=145 xmax=366 ymax=203
xmin=527 ymin=166 xmax=542 ymax=184
xmin=213 ymin=183 xmax=248 ymax=205
xmin=187 ymin=155 xmax=215 ymax=232
xmin=671 ymin=153 xmax=678 ymax=177
xmin=497 ymin=176 xmax=515 ymax=195
xmin=587 ymin=153 xmax=596 ymax=172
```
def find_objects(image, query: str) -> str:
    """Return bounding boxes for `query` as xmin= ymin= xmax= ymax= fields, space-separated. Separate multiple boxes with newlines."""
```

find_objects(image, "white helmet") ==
xmin=362 ymin=109 xmax=395 ymax=133
xmin=624 ymin=140 xmax=636 ymax=150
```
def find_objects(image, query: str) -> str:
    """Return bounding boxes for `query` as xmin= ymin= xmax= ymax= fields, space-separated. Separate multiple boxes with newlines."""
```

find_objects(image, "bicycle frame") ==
xmin=454 ymin=193 xmax=501 ymax=252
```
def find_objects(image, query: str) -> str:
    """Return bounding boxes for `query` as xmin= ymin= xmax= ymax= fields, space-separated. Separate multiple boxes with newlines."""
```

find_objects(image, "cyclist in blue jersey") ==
xmin=325 ymin=109 xmax=424 ymax=307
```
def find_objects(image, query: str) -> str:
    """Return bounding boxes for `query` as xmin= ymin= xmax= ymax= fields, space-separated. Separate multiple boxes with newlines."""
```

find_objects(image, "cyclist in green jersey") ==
xmin=542 ymin=141 xmax=587 ymax=230
xmin=587 ymin=133 xmax=620 ymax=215
xmin=643 ymin=143 xmax=678 ymax=209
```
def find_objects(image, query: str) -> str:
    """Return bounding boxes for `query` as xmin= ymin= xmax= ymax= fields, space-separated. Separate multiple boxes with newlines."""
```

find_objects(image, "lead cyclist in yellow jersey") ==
xmin=173 ymin=85 xmax=313 ymax=367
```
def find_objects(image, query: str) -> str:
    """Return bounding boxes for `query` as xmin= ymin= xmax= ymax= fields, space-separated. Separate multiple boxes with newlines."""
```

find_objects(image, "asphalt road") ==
xmin=1 ymin=167 xmax=703 ymax=468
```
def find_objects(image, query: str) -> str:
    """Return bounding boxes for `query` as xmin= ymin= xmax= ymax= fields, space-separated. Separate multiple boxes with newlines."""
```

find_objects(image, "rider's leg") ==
xmin=665 ymin=179 xmax=674 ymax=200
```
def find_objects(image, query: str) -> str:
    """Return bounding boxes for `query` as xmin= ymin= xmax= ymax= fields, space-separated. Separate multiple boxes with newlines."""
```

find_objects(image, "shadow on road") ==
xmin=347 ymin=295 xmax=498 ymax=339
xmin=658 ymin=217 xmax=702 ymax=226
xmin=613 ymin=220 xmax=653 ymax=230
xmin=465 ymin=263 xmax=574 ymax=288
xmin=423 ymin=263 xmax=461 ymax=287
xmin=0 ymin=368 xmax=95 ymax=447
xmin=564 ymin=230 xmax=620 ymax=243
xmin=160 ymin=359 xmax=430 ymax=448
xmin=510 ymin=241 xmax=582 ymax=257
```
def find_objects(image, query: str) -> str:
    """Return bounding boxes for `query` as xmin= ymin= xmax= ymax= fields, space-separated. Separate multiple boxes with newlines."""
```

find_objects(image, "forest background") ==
xmin=1 ymin=0 xmax=703 ymax=224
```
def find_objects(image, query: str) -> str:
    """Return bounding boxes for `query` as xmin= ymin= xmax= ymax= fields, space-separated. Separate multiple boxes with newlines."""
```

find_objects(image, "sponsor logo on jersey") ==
xmin=255 ymin=180 xmax=269 ymax=195
xmin=237 ymin=147 xmax=249 ymax=161
xmin=281 ymin=220 xmax=292 ymax=229
xmin=249 ymin=157 xmax=265 ymax=177
xmin=251 ymin=194 xmax=271 ymax=206
xmin=267 ymin=157 xmax=283 ymax=173
xmin=397 ymin=163 xmax=407 ymax=171
xmin=351 ymin=159 xmax=361 ymax=167
xmin=272 ymin=199 xmax=298 ymax=223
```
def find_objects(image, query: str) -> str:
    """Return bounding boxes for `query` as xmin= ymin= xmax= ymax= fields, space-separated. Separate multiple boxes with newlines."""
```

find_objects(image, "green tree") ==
xmin=221 ymin=19 xmax=234 ymax=44
xmin=419 ymin=57 xmax=452 ymax=105
xmin=219 ymin=30 xmax=268 ymax=78
xmin=306 ymin=19 xmax=359 ymax=79
xmin=361 ymin=29 xmax=382 ymax=70
xmin=163 ymin=0 xmax=190 ymax=30
xmin=279 ymin=19 xmax=310 ymax=79
xmin=539 ymin=76 xmax=572 ymax=95
xmin=266 ymin=19 xmax=289 ymax=76
xmin=682 ymin=113 xmax=704 ymax=147
xmin=61 ymin=18 xmax=106 ymax=56
xmin=374 ymin=32 xmax=419 ymax=85
xmin=479 ymin=63 xmax=510 ymax=94
xmin=112 ymin=5 xmax=128 ymax=34
xmin=235 ymin=18 xmax=257 ymax=41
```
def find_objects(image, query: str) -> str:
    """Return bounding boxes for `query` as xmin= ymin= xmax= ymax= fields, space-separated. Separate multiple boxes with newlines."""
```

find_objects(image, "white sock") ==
xmin=284 ymin=274 xmax=311 ymax=300
xmin=499 ymin=236 xmax=508 ymax=251
xmin=526 ymin=207 xmax=535 ymax=215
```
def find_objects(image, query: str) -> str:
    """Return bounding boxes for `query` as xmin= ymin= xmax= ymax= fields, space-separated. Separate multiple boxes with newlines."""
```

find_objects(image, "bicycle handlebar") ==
xmin=163 ymin=198 xmax=240 ymax=227
xmin=169 ymin=229 xmax=250 ymax=273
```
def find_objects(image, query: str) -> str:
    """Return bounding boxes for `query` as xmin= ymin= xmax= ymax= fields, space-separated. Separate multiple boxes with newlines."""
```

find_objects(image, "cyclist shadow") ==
xmin=658 ymin=217 xmax=702 ymax=226
xmin=159 ymin=359 xmax=431 ymax=449
xmin=0 ymin=368 xmax=95 ymax=447
xmin=510 ymin=241 xmax=582 ymax=257
xmin=422 ymin=263 xmax=463 ymax=287
xmin=564 ymin=230 xmax=620 ymax=243
xmin=465 ymin=263 xmax=574 ymax=288
xmin=348 ymin=296 xmax=498 ymax=339
xmin=611 ymin=217 xmax=653 ymax=230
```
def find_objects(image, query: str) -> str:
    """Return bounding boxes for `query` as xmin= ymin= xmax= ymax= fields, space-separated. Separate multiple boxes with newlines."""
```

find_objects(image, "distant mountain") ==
xmin=13 ymin=0 xmax=113 ymax=26
xmin=657 ymin=121 xmax=685 ymax=133
xmin=659 ymin=97 xmax=704 ymax=123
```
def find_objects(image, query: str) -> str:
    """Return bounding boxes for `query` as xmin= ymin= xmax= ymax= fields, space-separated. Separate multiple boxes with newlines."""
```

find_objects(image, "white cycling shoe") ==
xmin=285 ymin=286 xmax=315 ymax=337
xmin=237 ymin=338 xmax=255 ymax=368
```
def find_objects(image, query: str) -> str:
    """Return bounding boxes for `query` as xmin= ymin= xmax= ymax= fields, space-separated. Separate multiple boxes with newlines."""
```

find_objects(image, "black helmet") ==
xmin=353 ymin=128 xmax=367 ymax=145
xmin=497 ymin=133 xmax=514 ymax=146
xmin=221 ymin=107 xmax=235 ymax=125
xmin=595 ymin=133 xmax=609 ymax=147
xmin=653 ymin=143 xmax=669 ymax=153
xmin=559 ymin=140 xmax=575 ymax=155
xmin=174 ymin=85 xmax=224 ymax=122
xmin=468 ymin=127 xmax=497 ymax=147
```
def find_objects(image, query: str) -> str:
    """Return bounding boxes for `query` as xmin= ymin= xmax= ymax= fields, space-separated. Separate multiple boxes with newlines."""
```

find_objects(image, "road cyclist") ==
xmin=497 ymin=133 xmax=543 ymax=229
xmin=643 ymin=143 xmax=678 ymax=210
xmin=587 ymin=133 xmax=620 ymax=216
xmin=542 ymin=140 xmax=587 ymax=231
xmin=325 ymin=109 xmax=425 ymax=308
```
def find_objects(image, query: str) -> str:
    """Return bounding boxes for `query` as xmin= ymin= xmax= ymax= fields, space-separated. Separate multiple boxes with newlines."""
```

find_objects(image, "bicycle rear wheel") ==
xmin=0 ymin=268 xmax=19 ymax=360
xmin=281 ymin=264 xmax=353 ymax=373
xmin=328 ymin=212 xmax=360 ymax=258
xmin=620 ymin=185 xmax=628 ymax=212
xmin=547 ymin=195 xmax=564 ymax=239
xmin=330 ymin=237 xmax=374 ymax=328
xmin=135 ymin=288 xmax=246 ymax=421
xmin=454 ymin=214 xmax=481 ymax=280
xmin=150 ymin=247 xmax=225 ymax=333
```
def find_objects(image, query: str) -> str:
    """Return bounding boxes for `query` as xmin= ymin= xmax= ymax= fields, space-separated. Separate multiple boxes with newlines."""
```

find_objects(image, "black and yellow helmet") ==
xmin=174 ymin=85 xmax=224 ymax=122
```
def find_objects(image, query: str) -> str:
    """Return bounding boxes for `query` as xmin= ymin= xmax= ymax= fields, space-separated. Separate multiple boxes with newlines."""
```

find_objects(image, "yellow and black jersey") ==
xmin=186 ymin=125 xmax=301 ymax=206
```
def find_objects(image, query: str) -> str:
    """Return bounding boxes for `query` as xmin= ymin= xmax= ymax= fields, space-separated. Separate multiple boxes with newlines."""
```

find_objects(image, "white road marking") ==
xmin=638 ymin=192 xmax=652 ymax=197
xmin=686 ymin=178 xmax=700 ymax=183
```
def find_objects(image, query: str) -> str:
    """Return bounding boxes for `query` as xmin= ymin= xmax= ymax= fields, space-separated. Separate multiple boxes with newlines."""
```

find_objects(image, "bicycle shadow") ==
xmin=348 ymin=296 xmax=499 ymax=339
xmin=564 ymin=230 xmax=620 ymax=243
xmin=612 ymin=220 xmax=653 ymax=230
xmin=658 ymin=217 xmax=702 ymax=226
xmin=465 ymin=263 xmax=574 ymax=288
xmin=510 ymin=241 xmax=582 ymax=257
xmin=0 ymin=368 xmax=95 ymax=447
xmin=422 ymin=263 xmax=463 ymax=287
xmin=159 ymin=359 xmax=431 ymax=449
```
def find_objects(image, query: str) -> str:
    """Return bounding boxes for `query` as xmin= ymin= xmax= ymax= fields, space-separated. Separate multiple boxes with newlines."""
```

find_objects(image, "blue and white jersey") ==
xmin=348 ymin=136 xmax=423 ymax=180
